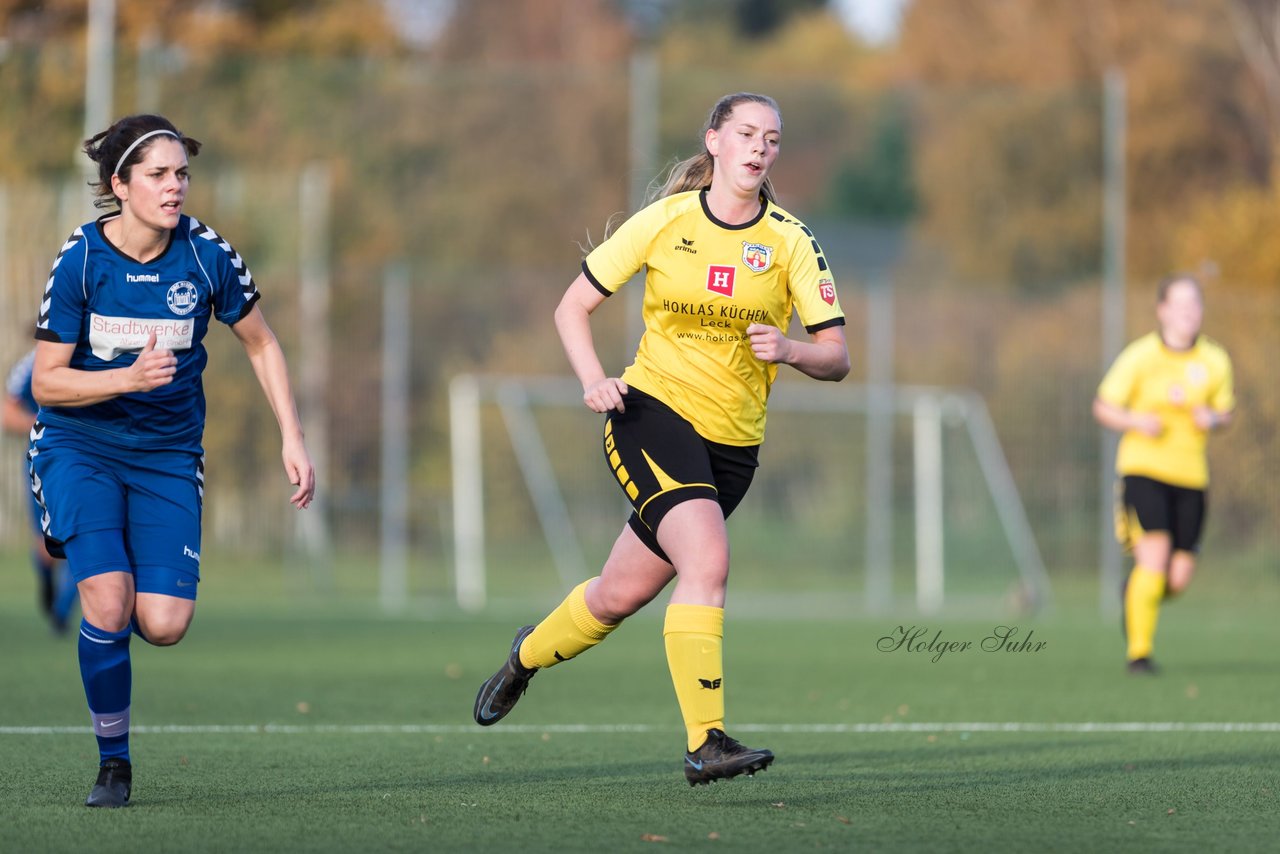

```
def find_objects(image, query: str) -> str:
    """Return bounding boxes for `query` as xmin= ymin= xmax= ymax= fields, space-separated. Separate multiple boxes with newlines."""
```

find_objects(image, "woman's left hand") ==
xmin=282 ymin=437 xmax=316 ymax=509
xmin=746 ymin=323 xmax=792 ymax=365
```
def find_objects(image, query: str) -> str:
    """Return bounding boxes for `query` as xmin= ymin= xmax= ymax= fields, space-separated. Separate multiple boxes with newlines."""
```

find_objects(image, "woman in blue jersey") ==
xmin=28 ymin=114 xmax=315 ymax=808
xmin=474 ymin=93 xmax=850 ymax=785
xmin=4 ymin=349 xmax=77 ymax=632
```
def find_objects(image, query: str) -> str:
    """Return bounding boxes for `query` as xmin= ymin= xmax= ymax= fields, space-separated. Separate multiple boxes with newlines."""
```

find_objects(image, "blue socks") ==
xmin=78 ymin=620 xmax=132 ymax=763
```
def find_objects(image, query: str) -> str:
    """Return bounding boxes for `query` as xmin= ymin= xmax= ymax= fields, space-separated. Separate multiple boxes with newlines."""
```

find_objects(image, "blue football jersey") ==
xmin=5 ymin=349 xmax=38 ymax=415
xmin=34 ymin=213 xmax=260 ymax=452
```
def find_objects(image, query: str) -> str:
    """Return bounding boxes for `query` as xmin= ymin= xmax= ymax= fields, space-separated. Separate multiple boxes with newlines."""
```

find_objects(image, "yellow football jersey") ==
xmin=583 ymin=190 xmax=845 ymax=445
xmin=1097 ymin=331 xmax=1235 ymax=488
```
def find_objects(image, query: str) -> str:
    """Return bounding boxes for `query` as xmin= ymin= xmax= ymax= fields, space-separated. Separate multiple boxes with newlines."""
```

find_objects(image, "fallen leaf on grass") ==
xmin=296 ymin=701 xmax=310 ymax=714
xmin=835 ymin=816 xmax=851 ymax=825
xmin=771 ymin=802 xmax=786 ymax=809
xmin=640 ymin=833 xmax=668 ymax=843
xmin=1167 ymin=808 xmax=1176 ymax=815
xmin=707 ymin=832 xmax=720 ymax=840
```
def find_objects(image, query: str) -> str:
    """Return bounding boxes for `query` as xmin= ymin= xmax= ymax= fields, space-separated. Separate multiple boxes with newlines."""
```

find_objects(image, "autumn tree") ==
xmin=896 ymin=0 xmax=1271 ymax=289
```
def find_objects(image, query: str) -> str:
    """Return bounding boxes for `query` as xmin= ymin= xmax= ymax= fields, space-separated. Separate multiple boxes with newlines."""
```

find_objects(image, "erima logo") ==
xmin=183 ymin=545 xmax=201 ymax=563
xmin=553 ymin=651 xmax=567 ymax=662
xmin=674 ymin=237 xmax=697 ymax=255
xmin=698 ymin=678 xmax=722 ymax=690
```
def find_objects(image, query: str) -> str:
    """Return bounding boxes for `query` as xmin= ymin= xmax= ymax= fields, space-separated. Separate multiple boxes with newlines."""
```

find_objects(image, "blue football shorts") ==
xmin=28 ymin=421 xmax=204 ymax=599
xmin=24 ymin=456 xmax=45 ymax=539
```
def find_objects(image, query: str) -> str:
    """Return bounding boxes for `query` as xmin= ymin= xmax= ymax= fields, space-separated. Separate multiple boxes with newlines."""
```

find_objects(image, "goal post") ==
xmin=448 ymin=373 xmax=1051 ymax=614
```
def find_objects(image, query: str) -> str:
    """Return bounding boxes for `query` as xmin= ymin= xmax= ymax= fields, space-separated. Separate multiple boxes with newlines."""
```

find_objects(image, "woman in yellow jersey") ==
xmin=473 ymin=92 xmax=849 ymax=784
xmin=1093 ymin=275 xmax=1235 ymax=674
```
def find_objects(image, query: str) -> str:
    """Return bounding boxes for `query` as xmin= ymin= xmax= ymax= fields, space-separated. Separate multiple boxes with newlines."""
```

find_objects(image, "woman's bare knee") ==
xmin=78 ymin=572 xmax=135 ymax=632
xmin=136 ymin=617 xmax=189 ymax=646
xmin=134 ymin=593 xmax=196 ymax=646
xmin=588 ymin=574 xmax=656 ymax=622
xmin=589 ymin=529 xmax=677 ymax=622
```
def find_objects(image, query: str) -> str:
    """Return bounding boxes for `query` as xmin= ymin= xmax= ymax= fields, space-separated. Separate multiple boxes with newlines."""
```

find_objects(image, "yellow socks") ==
xmin=1124 ymin=565 xmax=1166 ymax=661
xmin=518 ymin=579 xmax=617 ymax=669
xmin=664 ymin=603 xmax=725 ymax=752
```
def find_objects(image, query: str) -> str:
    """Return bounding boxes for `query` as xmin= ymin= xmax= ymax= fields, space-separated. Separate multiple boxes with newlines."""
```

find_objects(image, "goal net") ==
xmin=449 ymin=373 xmax=1051 ymax=617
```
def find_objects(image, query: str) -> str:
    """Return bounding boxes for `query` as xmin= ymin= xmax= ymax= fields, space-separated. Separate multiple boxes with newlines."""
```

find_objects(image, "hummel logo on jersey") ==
xmin=675 ymin=237 xmax=697 ymax=255
xmin=698 ymin=678 xmax=722 ymax=690
xmin=183 ymin=545 xmax=201 ymax=562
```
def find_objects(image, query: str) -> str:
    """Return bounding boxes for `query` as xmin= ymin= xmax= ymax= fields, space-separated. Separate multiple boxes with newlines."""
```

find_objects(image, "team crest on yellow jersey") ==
xmin=742 ymin=242 xmax=774 ymax=273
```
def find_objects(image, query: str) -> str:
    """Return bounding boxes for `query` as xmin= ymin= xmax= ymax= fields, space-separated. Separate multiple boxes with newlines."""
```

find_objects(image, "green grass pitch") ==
xmin=1 ymin=552 xmax=1277 ymax=852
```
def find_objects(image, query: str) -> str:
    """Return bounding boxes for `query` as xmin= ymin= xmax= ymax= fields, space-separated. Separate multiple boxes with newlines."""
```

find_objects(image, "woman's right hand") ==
xmin=126 ymin=332 xmax=177 ymax=392
xmin=583 ymin=377 xmax=628 ymax=413
xmin=1130 ymin=412 xmax=1163 ymax=437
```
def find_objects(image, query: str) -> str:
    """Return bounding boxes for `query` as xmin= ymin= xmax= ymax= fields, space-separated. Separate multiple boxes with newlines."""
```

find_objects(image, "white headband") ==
xmin=113 ymin=129 xmax=180 ymax=178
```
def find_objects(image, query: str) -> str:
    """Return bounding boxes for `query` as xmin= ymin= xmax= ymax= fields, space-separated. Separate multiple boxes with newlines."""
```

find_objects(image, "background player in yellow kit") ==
xmin=473 ymin=92 xmax=849 ymax=784
xmin=1093 ymin=274 xmax=1235 ymax=674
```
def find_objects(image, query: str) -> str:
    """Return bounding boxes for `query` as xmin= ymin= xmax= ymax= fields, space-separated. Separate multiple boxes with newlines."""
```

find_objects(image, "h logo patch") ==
xmin=707 ymin=265 xmax=735 ymax=297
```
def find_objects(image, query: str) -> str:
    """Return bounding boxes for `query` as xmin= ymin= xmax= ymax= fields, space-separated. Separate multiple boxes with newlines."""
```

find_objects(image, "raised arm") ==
xmin=746 ymin=323 xmax=850 ymax=381
xmin=31 ymin=335 xmax=177 ymax=408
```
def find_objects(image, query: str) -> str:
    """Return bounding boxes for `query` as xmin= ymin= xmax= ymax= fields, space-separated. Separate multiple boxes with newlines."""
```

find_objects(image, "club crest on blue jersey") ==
xmin=167 ymin=280 xmax=199 ymax=315
xmin=742 ymin=242 xmax=773 ymax=274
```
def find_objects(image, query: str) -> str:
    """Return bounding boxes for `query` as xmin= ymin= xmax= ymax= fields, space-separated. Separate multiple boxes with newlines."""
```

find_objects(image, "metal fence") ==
xmin=1 ymin=55 xmax=1275 ymax=607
